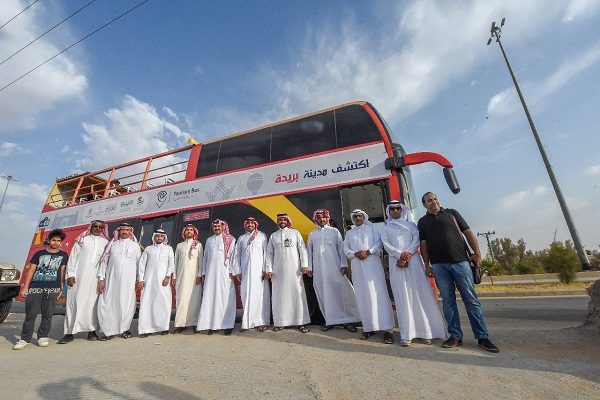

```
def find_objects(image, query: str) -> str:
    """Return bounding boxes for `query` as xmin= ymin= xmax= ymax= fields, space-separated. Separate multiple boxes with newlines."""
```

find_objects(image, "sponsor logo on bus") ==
xmin=38 ymin=217 xmax=50 ymax=228
xmin=156 ymin=190 xmax=169 ymax=208
xmin=184 ymin=210 xmax=210 ymax=222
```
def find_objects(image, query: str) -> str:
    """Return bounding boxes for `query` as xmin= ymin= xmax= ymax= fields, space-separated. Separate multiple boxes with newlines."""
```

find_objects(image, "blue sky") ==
xmin=1 ymin=0 xmax=599 ymax=266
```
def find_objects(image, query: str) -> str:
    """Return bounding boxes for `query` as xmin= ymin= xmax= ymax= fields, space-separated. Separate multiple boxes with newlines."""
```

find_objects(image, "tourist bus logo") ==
xmin=156 ymin=191 xmax=169 ymax=208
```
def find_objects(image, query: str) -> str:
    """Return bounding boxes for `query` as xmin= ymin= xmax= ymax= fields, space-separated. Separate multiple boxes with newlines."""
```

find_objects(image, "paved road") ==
xmin=2 ymin=296 xmax=599 ymax=399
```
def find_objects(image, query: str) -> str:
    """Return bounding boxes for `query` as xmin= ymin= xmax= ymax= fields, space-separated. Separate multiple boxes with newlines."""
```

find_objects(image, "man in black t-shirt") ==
xmin=13 ymin=229 xmax=69 ymax=350
xmin=417 ymin=192 xmax=499 ymax=353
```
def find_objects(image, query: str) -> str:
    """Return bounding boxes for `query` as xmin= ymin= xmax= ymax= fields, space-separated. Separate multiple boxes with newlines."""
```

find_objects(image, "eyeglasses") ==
xmin=389 ymin=207 xmax=401 ymax=211
xmin=91 ymin=225 xmax=104 ymax=229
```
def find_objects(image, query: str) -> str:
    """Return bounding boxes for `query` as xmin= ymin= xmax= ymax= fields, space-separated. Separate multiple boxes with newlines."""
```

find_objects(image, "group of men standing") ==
xmin=15 ymin=191 xmax=498 ymax=354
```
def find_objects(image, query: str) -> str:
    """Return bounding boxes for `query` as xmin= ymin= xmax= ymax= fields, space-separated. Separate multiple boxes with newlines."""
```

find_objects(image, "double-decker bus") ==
xmin=22 ymin=101 xmax=460 ymax=322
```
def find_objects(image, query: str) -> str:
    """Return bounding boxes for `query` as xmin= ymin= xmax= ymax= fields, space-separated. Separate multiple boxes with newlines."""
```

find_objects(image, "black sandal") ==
xmin=320 ymin=325 xmax=334 ymax=332
xmin=359 ymin=331 xmax=374 ymax=340
xmin=383 ymin=332 xmax=395 ymax=344
xmin=121 ymin=331 xmax=132 ymax=339
xmin=343 ymin=324 xmax=358 ymax=333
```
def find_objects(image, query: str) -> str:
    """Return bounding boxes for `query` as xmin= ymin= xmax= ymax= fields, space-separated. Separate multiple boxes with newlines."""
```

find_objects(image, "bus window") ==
xmin=340 ymin=182 xmax=386 ymax=231
xmin=271 ymin=111 xmax=336 ymax=162
xmin=335 ymin=105 xmax=381 ymax=148
xmin=196 ymin=141 xmax=221 ymax=178
xmin=216 ymin=127 xmax=271 ymax=174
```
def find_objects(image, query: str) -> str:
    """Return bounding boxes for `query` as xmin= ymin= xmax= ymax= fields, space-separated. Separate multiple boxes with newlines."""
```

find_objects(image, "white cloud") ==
xmin=255 ymin=0 xmax=573 ymax=126
xmin=0 ymin=0 xmax=88 ymax=133
xmin=563 ymin=0 xmax=600 ymax=23
xmin=486 ymin=88 xmax=517 ymax=116
xmin=0 ymin=142 xmax=27 ymax=157
xmin=73 ymin=96 xmax=192 ymax=187
xmin=584 ymin=165 xmax=600 ymax=175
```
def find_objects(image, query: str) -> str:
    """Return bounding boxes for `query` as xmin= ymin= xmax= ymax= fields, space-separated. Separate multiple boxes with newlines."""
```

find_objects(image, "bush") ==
xmin=542 ymin=241 xmax=581 ymax=284
xmin=481 ymin=258 xmax=503 ymax=276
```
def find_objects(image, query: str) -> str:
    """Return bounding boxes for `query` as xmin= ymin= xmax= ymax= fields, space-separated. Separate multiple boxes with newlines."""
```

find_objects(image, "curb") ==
xmin=476 ymin=290 xmax=587 ymax=298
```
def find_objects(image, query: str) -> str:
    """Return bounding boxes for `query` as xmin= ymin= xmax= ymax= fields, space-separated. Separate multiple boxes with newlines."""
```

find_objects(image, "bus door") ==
xmin=340 ymin=180 xmax=393 ymax=297
xmin=139 ymin=215 xmax=177 ymax=249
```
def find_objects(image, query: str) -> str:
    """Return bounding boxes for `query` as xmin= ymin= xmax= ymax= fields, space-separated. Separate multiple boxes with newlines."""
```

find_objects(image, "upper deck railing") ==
xmin=48 ymin=146 xmax=194 ymax=209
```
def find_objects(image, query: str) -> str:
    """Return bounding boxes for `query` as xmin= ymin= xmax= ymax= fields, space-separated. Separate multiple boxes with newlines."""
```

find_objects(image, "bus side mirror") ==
xmin=443 ymin=167 xmax=460 ymax=194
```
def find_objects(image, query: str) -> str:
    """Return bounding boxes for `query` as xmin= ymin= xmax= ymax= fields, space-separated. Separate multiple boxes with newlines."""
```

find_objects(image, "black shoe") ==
xmin=478 ymin=338 xmax=499 ymax=353
xmin=223 ymin=329 xmax=233 ymax=336
xmin=160 ymin=330 xmax=169 ymax=335
xmin=121 ymin=330 xmax=132 ymax=339
xmin=58 ymin=334 xmax=74 ymax=344
xmin=441 ymin=337 xmax=462 ymax=348
xmin=207 ymin=330 xmax=215 ymax=335
xmin=87 ymin=331 xmax=99 ymax=341
xmin=99 ymin=335 xmax=114 ymax=341
xmin=173 ymin=327 xmax=186 ymax=334
xmin=139 ymin=333 xmax=150 ymax=338
xmin=320 ymin=325 xmax=334 ymax=332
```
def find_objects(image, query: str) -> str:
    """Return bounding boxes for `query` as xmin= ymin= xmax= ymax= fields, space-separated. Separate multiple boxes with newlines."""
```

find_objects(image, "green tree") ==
xmin=541 ymin=241 xmax=581 ymax=284
xmin=481 ymin=258 xmax=503 ymax=276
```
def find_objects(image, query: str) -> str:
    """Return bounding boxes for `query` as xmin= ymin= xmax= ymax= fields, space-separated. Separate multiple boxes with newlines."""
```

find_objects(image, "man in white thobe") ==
xmin=265 ymin=213 xmax=310 ymax=333
xmin=97 ymin=223 xmax=141 ymax=340
xmin=343 ymin=209 xmax=395 ymax=344
xmin=196 ymin=219 xmax=237 ymax=335
xmin=381 ymin=201 xmax=447 ymax=346
xmin=307 ymin=209 xmax=360 ymax=332
xmin=232 ymin=217 xmax=270 ymax=332
xmin=172 ymin=224 xmax=203 ymax=334
xmin=137 ymin=229 xmax=175 ymax=337
xmin=59 ymin=220 xmax=109 ymax=344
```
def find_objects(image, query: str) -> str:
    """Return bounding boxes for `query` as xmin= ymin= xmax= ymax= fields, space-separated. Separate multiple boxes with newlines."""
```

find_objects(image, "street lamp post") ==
xmin=0 ymin=175 xmax=18 ymax=215
xmin=487 ymin=18 xmax=590 ymax=269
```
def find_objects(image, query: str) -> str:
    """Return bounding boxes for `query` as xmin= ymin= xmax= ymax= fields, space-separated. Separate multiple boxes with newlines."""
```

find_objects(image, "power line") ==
xmin=0 ymin=0 xmax=40 ymax=32
xmin=0 ymin=0 xmax=151 ymax=94
xmin=0 ymin=0 xmax=98 ymax=67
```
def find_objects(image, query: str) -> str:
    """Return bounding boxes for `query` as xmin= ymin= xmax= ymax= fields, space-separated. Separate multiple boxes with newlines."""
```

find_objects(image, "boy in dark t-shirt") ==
xmin=13 ymin=229 xmax=69 ymax=350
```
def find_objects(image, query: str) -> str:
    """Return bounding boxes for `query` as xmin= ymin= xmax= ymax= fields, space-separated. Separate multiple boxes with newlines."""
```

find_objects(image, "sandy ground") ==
xmin=1 ymin=297 xmax=599 ymax=400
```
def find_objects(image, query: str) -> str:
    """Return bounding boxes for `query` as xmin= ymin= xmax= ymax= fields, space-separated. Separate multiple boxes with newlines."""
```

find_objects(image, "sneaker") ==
xmin=478 ymin=338 xmax=499 ymax=353
xmin=58 ymin=334 xmax=74 ymax=344
xmin=38 ymin=337 xmax=50 ymax=347
xmin=13 ymin=340 xmax=29 ymax=350
xmin=441 ymin=337 xmax=462 ymax=348
xmin=399 ymin=339 xmax=411 ymax=347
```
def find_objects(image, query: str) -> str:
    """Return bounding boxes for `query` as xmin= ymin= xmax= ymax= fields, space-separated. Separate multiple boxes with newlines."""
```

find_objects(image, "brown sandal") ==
xmin=258 ymin=325 xmax=268 ymax=332
xmin=273 ymin=327 xmax=283 ymax=332
xmin=298 ymin=326 xmax=310 ymax=333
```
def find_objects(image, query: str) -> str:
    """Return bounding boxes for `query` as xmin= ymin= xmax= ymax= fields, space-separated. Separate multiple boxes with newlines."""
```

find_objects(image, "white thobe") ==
xmin=174 ymin=239 xmax=203 ymax=328
xmin=343 ymin=224 xmax=394 ymax=332
xmin=265 ymin=228 xmax=310 ymax=327
xmin=138 ymin=243 xmax=175 ymax=334
xmin=307 ymin=225 xmax=360 ymax=325
xmin=232 ymin=231 xmax=271 ymax=329
xmin=382 ymin=221 xmax=447 ymax=340
xmin=64 ymin=235 xmax=108 ymax=335
xmin=196 ymin=235 xmax=237 ymax=330
xmin=97 ymin=240 xmax=141 ymax=336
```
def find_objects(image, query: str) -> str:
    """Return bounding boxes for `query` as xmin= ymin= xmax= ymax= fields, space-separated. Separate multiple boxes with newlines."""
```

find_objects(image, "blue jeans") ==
xmin=432 ymin=262 xmax=489 ymax=340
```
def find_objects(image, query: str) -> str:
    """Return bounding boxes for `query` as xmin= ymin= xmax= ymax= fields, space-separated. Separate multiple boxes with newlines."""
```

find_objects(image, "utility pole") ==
xmin=477 ymin=231 xmax=496 ymax=261
xmin=487 ymin=18 xmax=590 ymax=269
xmin=0 ymin=175 xmax=18 ymax=215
